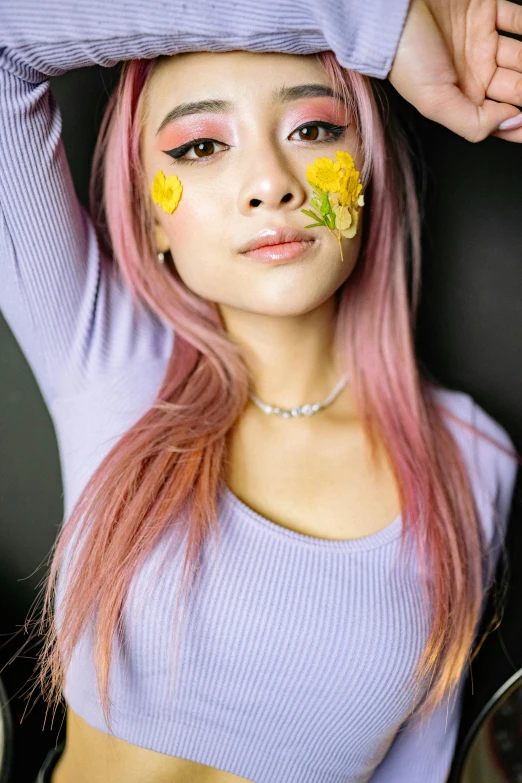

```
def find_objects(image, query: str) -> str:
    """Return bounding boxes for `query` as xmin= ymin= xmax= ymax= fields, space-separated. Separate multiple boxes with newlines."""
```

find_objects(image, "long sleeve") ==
xmin=0 ymin=0 xmax=411 ymax=405
xmin=0 ymin=1 xmax=411 ymax=79
xmin=0 ymin=48 xmax=169 ymax=405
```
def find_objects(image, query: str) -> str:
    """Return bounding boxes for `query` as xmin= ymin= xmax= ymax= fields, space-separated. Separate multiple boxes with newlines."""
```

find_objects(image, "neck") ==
xmin=218 ymin=296 xmax=344 ymax=408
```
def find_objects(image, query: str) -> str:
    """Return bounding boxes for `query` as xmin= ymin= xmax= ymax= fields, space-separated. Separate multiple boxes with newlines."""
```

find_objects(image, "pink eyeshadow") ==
xmin=156 ymin=116 xmax=232 ymax=150
xmin=154 ymin=98 xmax=349 ymax=151
xmin=282 ymin=98 xmax=350 ymax=131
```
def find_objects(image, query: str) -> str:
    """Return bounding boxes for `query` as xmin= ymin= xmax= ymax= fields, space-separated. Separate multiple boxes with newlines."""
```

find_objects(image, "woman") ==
xmin=0 ymin=3 xmax=521 ymax=783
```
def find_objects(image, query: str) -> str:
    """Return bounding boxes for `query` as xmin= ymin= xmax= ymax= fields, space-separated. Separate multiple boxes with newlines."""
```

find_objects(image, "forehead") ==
xmin=144 ymin=50 xmax=335 ymax=121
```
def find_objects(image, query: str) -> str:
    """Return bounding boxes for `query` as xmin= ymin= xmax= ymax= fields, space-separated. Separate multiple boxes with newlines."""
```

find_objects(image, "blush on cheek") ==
xmin=161 ymin=199 xmax=191 ymax=242
xmin=164 ymin=204 xmax=186 ymax=231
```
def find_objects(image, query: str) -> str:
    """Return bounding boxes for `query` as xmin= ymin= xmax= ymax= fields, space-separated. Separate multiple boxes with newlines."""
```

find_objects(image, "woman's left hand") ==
xmin=389 ymin=0 xmax=522 ymax=143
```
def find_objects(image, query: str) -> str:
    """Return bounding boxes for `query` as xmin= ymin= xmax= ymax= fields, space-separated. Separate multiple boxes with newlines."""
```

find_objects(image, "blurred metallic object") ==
xmin=453 ymin=669 xmax=522 ymax=782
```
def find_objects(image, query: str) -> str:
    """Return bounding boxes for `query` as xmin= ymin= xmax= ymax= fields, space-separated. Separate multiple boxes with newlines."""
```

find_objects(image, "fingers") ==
xmin=487 ymin=64 xmax=522 ymax=107
xmin=496 ymin=34 xmax=522 ymax=73
xmin=497 ymin=0 xmax=522 ymax=36
xmin=490 ymin=124 xmax=522 ymax=140
xmin=416 ymin=81 xmax=522 ymax=142
xmin=389 ymin=0 xmax=522 ymax=142
xmin=475 ymin=4 xmax=522 ymax=137
xmin=490 ymin=34 xmax=522 ymax=108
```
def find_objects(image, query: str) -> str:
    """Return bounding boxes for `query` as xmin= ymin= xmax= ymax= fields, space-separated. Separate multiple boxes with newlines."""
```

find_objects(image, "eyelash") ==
xmin=163 ymin=121 xmax=349 ymax=165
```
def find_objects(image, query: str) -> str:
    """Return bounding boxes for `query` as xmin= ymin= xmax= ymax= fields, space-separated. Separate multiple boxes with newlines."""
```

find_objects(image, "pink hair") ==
xmin=25 ymin=51 xmax=522 ymax=733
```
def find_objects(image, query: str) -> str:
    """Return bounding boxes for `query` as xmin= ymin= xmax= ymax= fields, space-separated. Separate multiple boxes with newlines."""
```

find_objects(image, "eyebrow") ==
xmin=155 ymin=84 xmax=346 ymax=136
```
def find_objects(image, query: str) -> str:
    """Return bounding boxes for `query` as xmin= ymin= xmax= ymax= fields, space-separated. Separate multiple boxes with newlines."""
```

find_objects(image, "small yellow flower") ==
xmin=338 ymin=173 xmax=363 ymax=208
xmin=151 ymin=169 xmax=183 ymax=214
xmin=307 ymin=157 xmax=343 ymax=193
xmin=335 ymin=150 xmax=356 ymax=172
xmin=301 ymin=150 xmax=365 ymax=263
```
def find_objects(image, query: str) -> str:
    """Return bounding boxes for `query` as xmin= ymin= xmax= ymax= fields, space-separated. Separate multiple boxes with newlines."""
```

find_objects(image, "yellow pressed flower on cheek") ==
xmin=340 ymin=207 xmax=360 ymax=238
xmin=328 ymin=193 xmax=353 ymax=234
xmin=302 ymin=150 xmax=365 ymax=262
xmin=151 ymin=169 xmax=183 ymax=214
xmin=338 ymin=169 xmax=364 ymax=207
xmin=335 ymin=149 xmax=356 ymax=171
xmin=307 ymin=157 xmax=343 ymax=193
xmin=334 ymin=206 xmax=353 ymax=232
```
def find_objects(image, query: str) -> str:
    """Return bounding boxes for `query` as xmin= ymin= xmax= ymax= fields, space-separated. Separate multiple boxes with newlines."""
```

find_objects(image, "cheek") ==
xmin=163 ymin=186 xmax=223 ymax=254
xmin=158 ymin=201 xmax=190 ymax=249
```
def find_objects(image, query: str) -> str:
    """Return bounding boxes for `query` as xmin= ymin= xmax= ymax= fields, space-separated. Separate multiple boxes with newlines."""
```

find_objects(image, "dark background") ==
xmin=1 ymin=52 xmax=521 ymax=781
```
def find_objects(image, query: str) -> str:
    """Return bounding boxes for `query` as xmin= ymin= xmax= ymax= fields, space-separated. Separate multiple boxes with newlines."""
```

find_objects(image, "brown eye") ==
xmin=193 ymin=141 xmax=215 ymax=157
xmin=298 ymin=126 xmax=319 ymax=141
xmin=289 ymin=122 xmax=348 ymax=145
xmin=165 ymin=138 xmax=229 ymax=163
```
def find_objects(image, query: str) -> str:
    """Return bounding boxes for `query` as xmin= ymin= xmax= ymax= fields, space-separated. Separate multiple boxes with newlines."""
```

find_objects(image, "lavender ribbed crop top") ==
xmin=0 ymin=2 xmax=518 ymax=781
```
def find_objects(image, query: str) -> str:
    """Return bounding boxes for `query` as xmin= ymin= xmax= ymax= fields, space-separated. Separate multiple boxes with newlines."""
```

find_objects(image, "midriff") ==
xmin=51 ymin=707 xmax=252 ymax=782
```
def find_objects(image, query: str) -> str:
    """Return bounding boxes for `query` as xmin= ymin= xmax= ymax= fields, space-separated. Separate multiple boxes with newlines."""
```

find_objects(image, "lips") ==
xmin=238 ymin=227 xmax=316 ymax=254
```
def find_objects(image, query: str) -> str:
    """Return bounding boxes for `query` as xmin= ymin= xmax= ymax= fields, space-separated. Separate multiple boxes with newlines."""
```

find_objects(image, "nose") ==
xmin=237 ymin=143 xmax=307 ymax=216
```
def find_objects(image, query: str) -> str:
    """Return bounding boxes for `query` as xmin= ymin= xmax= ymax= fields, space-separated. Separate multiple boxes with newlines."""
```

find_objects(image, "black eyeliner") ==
xmin=162 ymin=137 xmax=220 ymax=160
xmin=293 ymin=121 xmax=348 ymax=139
xmin=161 ymin=121 xmax=350 ymax=163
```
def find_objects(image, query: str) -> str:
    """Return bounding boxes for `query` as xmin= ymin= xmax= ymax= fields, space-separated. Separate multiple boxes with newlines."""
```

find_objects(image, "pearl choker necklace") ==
xmin=248 ymin=375 xmax=348 ymax=419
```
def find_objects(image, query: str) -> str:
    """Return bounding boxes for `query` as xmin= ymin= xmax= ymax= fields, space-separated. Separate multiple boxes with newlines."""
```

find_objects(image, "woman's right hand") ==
xmin=389 ymin=0 xmax=522 ymax=142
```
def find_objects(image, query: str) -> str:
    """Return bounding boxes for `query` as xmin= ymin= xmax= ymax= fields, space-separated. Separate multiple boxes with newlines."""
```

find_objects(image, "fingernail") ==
xmin=497 ymin=114 xmax=522 ymax=131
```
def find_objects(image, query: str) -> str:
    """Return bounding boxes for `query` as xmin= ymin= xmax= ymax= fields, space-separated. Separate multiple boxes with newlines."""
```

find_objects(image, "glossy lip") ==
xmin=244 ymin=240 xmax=316 ymax=264
xmin=237 ymin=226 xmax=317 ymax=254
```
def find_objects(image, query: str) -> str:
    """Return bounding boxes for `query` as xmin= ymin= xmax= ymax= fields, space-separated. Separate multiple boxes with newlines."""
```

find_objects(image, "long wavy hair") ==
xmin=24 ymin=50 xmax=521 ymax=733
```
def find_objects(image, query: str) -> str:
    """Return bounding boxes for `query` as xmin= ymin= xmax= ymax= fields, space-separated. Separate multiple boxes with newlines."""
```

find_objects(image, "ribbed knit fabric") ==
xmin=0 ymin=3 xmax=519 ymax=781
xmin=60 ymin=391 xmax=517 ymax=783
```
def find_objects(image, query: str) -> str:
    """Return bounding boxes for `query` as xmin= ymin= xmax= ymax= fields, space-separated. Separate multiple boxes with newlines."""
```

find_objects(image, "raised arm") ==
xmin=0 ymin=0 xmax=411 ymax=404
xmin=0 ymin=1 xmax=411 ymax=79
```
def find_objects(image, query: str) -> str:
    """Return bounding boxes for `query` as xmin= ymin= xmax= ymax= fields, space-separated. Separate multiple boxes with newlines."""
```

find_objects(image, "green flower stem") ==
xmin=327 ymin=226 xmax=344 ymax=263
xmin=302 ymin=182 xmax=345 ymax=262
